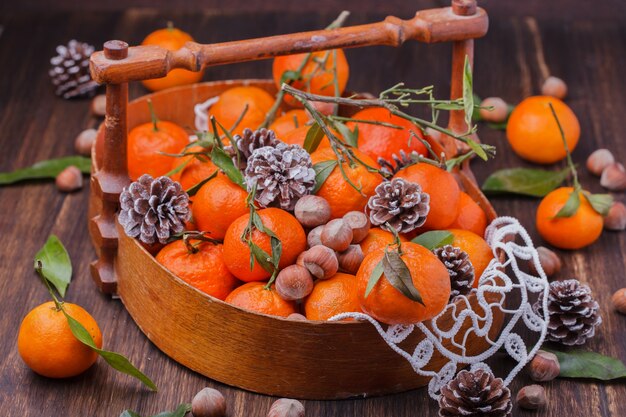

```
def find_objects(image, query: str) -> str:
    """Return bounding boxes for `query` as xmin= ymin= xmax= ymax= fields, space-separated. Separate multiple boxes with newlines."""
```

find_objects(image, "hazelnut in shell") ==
xmin=516 ymin=385 xmax=547 ymax=410
xmin=275 ymin=265 xmax=314 ymax=301
xmin=586 ymin=149 xmax=615 ymax=176
xmin=191 ymin=387 xmax=226 ymax=417
xmin=294 ymin=195 xmax=331 ymax=228
xmin=612 ymin=288 xmax=626 ymax=314
xmin=528 ymin=350 xmax=560 ymax=382
xmin=541 ymin=76 xmax=568 ymax=99
xmin=479 ymin=97 xmax=508 ymax=123
xmin=600 ymin=163 xmax=626 ymax=191
xmin=528 ymin=246 xmax=562 ymax=277
xmin=267 ymin=398 xmax=305 ymax=417
xmin=298 ymin=245 xmax=339 ymax=280
xmin=337 ymin=244 xmax=365 ymax=275
xmin=74 ymin=128 xmax=97 ymax=156
xmin=90 ymin=94 xmax=106 ymax=117
xmin=287 ymin=312 xmax=307 ymax=321
xmin=321 ymin=219 xmax=353 ymax=252
xmin=604 ymin=202 xmax=626 ymax=231
xmin=307 ymin=225 xmax=324 ymax=248
xmin=342 ymin=211 xmax=371 ymax=243
xmin=55 ymin=166 xmax=83 ymax=192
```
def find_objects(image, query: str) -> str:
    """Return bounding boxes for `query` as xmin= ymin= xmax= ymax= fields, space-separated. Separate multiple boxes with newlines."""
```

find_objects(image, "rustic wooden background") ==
xmin=1 ymin=4 xmax=625 ymax=417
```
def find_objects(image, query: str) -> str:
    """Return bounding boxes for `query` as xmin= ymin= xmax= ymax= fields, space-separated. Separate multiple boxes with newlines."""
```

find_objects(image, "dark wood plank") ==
xmin=0 ymin=8 xmax=625 ymax=417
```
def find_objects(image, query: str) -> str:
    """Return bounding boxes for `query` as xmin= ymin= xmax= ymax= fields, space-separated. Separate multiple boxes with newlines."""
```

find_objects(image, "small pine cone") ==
xmin=533 ymin=279 xmax=602 ymax=346
xmin=367 ymin=178 xmax=430 ymax=233
xmin=439 ymin=369 xmax=512 ymax=417
xmin=433 ymin=245 xmax=475 ymax=298
xmin=377 ymin=150 xmax=419 ymax=176
xmin=49 ymin=40 xmax=98 ymax=99
xmin=119 ymin=175 xmax=191 ymax=245
xmin=245 ymin=143 xmax=316 ymax=211
xmin=228 ymin=128 xmax=280 ymax=169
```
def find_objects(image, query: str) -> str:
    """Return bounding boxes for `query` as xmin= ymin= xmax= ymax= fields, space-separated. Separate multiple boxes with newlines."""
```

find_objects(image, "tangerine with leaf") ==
xmin=209 ymin=86 xmax=275 ymax=136
xmin=359 ymin=228 xmax=408 ymax=257
xmin=269 ymin=109 xmax=309 ymax=138
xmin=170 ymin=144 xmax=218 ymax=191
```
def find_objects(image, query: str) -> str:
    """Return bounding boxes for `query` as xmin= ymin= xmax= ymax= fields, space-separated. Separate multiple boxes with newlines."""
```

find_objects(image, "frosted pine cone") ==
xmin=367 ymin=178 xmax=430 ymax=233
xmin=377 ymin=150 xmax=419 ymax=176
xmin=433 ymin=245 xmax=475 ymax=298
xmin=533 ymin=279 xmax=602 ymax=346
xmin=228 ymin=128 xmax=280 ymax=169
xmin=439 ymin=369 xmax=512 ymax=417
xmin=49 ymin=40 xmax=98 ymax=99
xmin=244 ymin=143 xmax=316 ymax=211
xmin=119 ymin=175 xmax=191 ymax=244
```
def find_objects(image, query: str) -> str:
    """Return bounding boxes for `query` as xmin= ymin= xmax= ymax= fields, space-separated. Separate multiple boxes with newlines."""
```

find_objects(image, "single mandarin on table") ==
xmin=359 ymin=228 xmax=408 ymax=257
xmin=273 ymin=49 xmax=349 ymax=107
xmin=223 ymin=208 xmax=307 ymax=282
xmin=304 ymin=273 xmax=361 ymax=321
xmin=225 ymin=282 xmax=297 ymax=317
xmin=357 ymin=242 xmax=451 ymax=325
xmin=18 ymin=301 xmax=102 ymax=378
xmin=393 ymin=163 xmax=461 ymax=230
xmin=347 ymin=107 xmax=427 ymax=163
xmin=192 ymin=175 xmax=249 ymax=240
xmin=269 ymin=110 xmax=309 ymax=138
xmin=449 ymin=192 xmax=488 ymax=237
xmin=141 ymin=23 xmax=203 ymax=91
xmin=127 ymin=119 xmax=189 ymax=181
xmin=506 ymin=96 xmax=580 ymax=164
xmin=170 ymin=145 xmax=218 ymax=191
xmin=310 ymin=147 xmax=382 ymax=219
xmin=156 ymin=240 xmax=238 ymax=300
xmin=448 ymin=229 xmax=495 ymax=285
xmin=536 ymin=187 xmax=603 ymax=250
xmin=209 ymin=86 xmax=275 ymax=136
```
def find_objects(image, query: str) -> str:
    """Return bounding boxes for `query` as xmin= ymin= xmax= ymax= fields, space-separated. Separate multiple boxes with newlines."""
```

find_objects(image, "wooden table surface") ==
xmin=1 ymin=7 xmax=625 ymax=417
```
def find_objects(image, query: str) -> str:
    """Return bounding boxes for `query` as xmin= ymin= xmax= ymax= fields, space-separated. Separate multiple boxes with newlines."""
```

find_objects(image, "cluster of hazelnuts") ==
xmin=191 ymin=387 xmax=303 ymax=417
xmin=273 ymin=194 xmax=370 ymax=303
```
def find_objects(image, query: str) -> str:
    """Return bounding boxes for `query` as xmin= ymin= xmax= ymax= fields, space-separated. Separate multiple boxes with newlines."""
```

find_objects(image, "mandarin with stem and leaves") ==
xmin=169 ymin=144 xmax=218 ymax=191
xmin=282 ymin=125 xmax=331 ymax=149
xmin=346 ymin=107 xmax=428 ymax=163
xmin=359 ymin=228 xmax=408 ymax=257
xmin=449 ymin=192 xmax=488 ymax=237
xmin=273 ymin=49 xmax=349 ymax=108
xmin=310 ymin=147 xmax=382 ymax=219
xmin=304 ymin=273 xmax=361 ymax=321
xmin=156 ymin=238 xmax=238 ymax=300
xmin=357 ymin=241 xmax=450 ymax=325
xmin=448 ymin=229 xmax=494 ymax=284
xmin=269 ymin=109 xmax=309 ymax=137
xmin=141 ymin=22 xmax=203 ymax=92
xmin=127 ymin=100 xmax=189 ymax=180
xmin=225 ymin=282 xmax=297 ymax=317
xmin=223 ymin=208 xmax=306 ymax=282
xmin=18 ymin=301 xmax=102 ymax=378
xmin=209 ymin=86 xmax=275 ymax=136
xmin=192 ymin=175 xmax=249 ymax=240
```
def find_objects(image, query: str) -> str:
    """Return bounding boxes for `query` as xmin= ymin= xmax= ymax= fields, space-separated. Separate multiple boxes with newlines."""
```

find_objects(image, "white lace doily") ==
xmin=194 ymin=96 xmax=219 ymax=133
xmin=330 ymin=216 xmax=550 ymax=400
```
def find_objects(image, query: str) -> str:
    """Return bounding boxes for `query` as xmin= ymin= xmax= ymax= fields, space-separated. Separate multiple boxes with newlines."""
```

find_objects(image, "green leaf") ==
xmin=119 ymin=412 xmax=142 ymax=417
xmin=471 ymin=93 xmax=482 ymax=122
xmin=334 ymin=121 xmax=359 ymax=147
xmin=249 ymin=242 xmax=275 ymax=274
xmin=0 ymin=156 xmax=91 ymax=185
xmin=62 ymin=310 xmax=157 ymax=391
xmin=312 ymin=160 xmax=337 ymax=194
xmin=482 ymin=167 xmax=570 ymax=197
xmin=303 ymin=123 xmax=325 ymax=153
xmin=466 ymin=139 xmax=487 ymax=161
xmin=554 ymin=189 xmax=581 ymax=218
xmin=487 ymin=121 xmax=508 ymax=131
xmin=34 ymin=235 xmax=72 ymax=297
xmin=585 ymin=193 xmax=614 ymax=216
xmin=411 ymin=231 xmax=453 ymax=250
xmin=364 ymin=259 xmax=385 ymax=298
xmin=543 ymin=348 xmax=626 ymax=380
xmin=280 ymin=70 xmax=301 ymax=85
xmin=210 ymin=146 xmax=245 ymax=189
xmin=382 ymin=250 xmax=424 ymax=304
xmin=462 ymin=55 xmax=474 ymax=129
xmin=185 ymin=170 xmax=217 ymax=197
xmin=433 ymin=102 xmax=464 ymax=111
xmin=119 ymin=404 xmax=191 ymax=417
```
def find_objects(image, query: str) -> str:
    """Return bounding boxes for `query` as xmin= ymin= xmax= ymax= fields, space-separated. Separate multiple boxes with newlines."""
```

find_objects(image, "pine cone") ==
xmin=533 ymin=279 xmax=602 ymax=346
xmin=367 ymin=178 xmax=430 ymax=233
xmin=227 ymin=128 xmax=280 ymax=169
xmin=49 ymin=40 xmax=98 ymax=99
xmin=244 ymin=143 xmax=316 ymax=211
xmin=377 ymin=150 xmax=419 ymax=176
xmin=439 ymin=369 xmax=512 ymax=417
xmin=433 ymin=245 xmax=475 ymax=298
xmin=119 ymin=175 xmax=191 ymax=245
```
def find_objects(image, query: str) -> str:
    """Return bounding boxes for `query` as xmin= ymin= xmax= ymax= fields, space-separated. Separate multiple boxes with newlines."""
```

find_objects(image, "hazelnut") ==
xmin=55 ymin=166 xmax=83 ymax=192
xmin=541 ymin=76 xmax=568 ymax=99
xmin=612 ymin=288 xmax=626 ymax=314
xmin=479 ymin=97 xmax=508 ymax=123
xmin=528 ymin=350 xmax=560 ymax=382
xmin=191 ymin=387 xmax=226 ymax=417
xmin=343 ymin=211 xmax=371 ymax=243
xmin=516 ymin=384 xmax=547 ymax=410
xmin=528 ymin=246 xmax=562 ymax=277
xmin=307 ymin=225 xmax=324 ymax=248
xmin=294 ymin=195 xmax=331 ymax=228
xmin=287 ymin=312 xmax=307 ymax=321
xmin=298 ymin=245 xmax=339 ymax=280
xmin=337 ymin=244 xmax=365 ymax=274
xmin=267 ymin=398 xmax=305 ymax=417
xmin=604 ymin=202 xmax=626 ymax=231
xmin=275 ymin=265 xmax=314 ymax=301
xmin=310 ymin=100 xmax=335 ymax=116
xmin=600 ymin=163 xmax=626 ymax=191
xmin=90 ymin=94 xmax=106 ymax=117
xmin=586 ymin=149 xmax=615 ymax=176
xmin=74 ymin=128 xmax=97 ymax=156
xmin=321 ymin=219 xmax=353 ymax=252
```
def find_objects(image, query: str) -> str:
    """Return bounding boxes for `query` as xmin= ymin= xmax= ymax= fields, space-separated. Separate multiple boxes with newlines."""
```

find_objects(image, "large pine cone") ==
xmin=367 ymin=177 xmax=430 ymax=233
xmin=228 ymin=128 xmax=280 ymax=170
xmin=439 ymin=369 xmax=512 ymax=417
xmin=49 ymin=40 xmax=98 ymax=99
xmin=433 ymin=245 xmax=475 ymax=299
xmin=533 ymin=279 xmax=602 ymax=346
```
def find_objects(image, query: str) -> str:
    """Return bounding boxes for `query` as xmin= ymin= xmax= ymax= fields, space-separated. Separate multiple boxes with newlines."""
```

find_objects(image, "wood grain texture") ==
xmin=0 ymin=8 xmax=625 ymax=417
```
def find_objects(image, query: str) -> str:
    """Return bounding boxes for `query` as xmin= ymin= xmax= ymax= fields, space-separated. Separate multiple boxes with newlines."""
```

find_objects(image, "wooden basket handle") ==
xmin=88 ymin=0 xmax=488 ymax=294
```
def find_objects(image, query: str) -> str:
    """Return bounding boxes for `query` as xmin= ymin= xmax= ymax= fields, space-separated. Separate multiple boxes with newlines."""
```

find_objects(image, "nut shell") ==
xmin=528 ymin=350 xmax=560 ymax=382
xmin=516 ymin=385 xmax=547 ymax=410
xmin=586 ymin=149 xmax=615 ymax=176
xmin=600 ymin=163 xmax=626 ymax=191
xmin=321 ymin=219 xmax=353 ymax=252
xmin=298 ymin=245 xmax=339 ymax=280
xmin=90 ymin=94 xmax=106 ymax=117
xmin=307 ymin=225 xmax=324 ymax=248
xmin=337 ymin=244 xmax=365 ymax=275
xmin=275 ymin=265 xmax=314 ymax=301
xmin=286 ymin=312 xmax=307 ymax=321
xmin=343 ymin=211 xmax=371 ymax=243
xmin=541 ymin=76 xmax=568 ymax=99
xmin=191 ymin=387 xmax=226 ymax=417
xmin=55 ymin=165 xmax=83 ymax=192
xmin=612 ymin=288 xmax=626 ymax=314
xmin=479 ymin=97 xmax=508 ymax=123
xmin=74 ymin=128 xmax=97 ymax=156
xmin=267 ymin=398 xmax=305 ymax=417
xmin=604 ymin=202 xmax=626 ymax=231
xmin=294 ymin=195 xmax=331 ymax=228
xmin=528 ymin=246 xmax=561 ymax=277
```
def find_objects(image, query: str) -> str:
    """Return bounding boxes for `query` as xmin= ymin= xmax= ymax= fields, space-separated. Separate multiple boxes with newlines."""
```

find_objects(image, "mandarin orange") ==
xmin=449 ymin=192 xmax=488 ymax=237
xmin=209 ymin=86 xmax=275 ymax=136
xmin=170 ymin=145 xmax=218 ymax=190
xmin=269 ymin=110 xmax=309 ymax=138
xmin=359 ymin=228 xmax=408 ymax=257
xmin=448 ymin=229 xmax=494 ymax=285
xmin=225 ymin=282 xmax=297 ymax=317
xmin=304 ymin=273 xmax=361 ymax=321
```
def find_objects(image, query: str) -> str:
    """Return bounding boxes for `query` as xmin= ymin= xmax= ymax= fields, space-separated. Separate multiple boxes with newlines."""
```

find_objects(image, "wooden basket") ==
xmin=87 ymin=1 xmax=497 ymax=399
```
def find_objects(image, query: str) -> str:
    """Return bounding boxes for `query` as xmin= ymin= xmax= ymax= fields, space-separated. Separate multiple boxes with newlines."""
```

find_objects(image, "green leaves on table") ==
xmin=0 ymin=156 xmax=90 ymax=185
xmin=34 ymin=235 xmax=72 ymax=297
xmin=411 ymin=231 xmax=453 ymax=250
xmin=543 ymin=348 xmax=626 ymax=380
xmin=119 ymin=403 xmax=191 ymax=417
xmin=482 ymin=167 xmax=570 ymax=197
